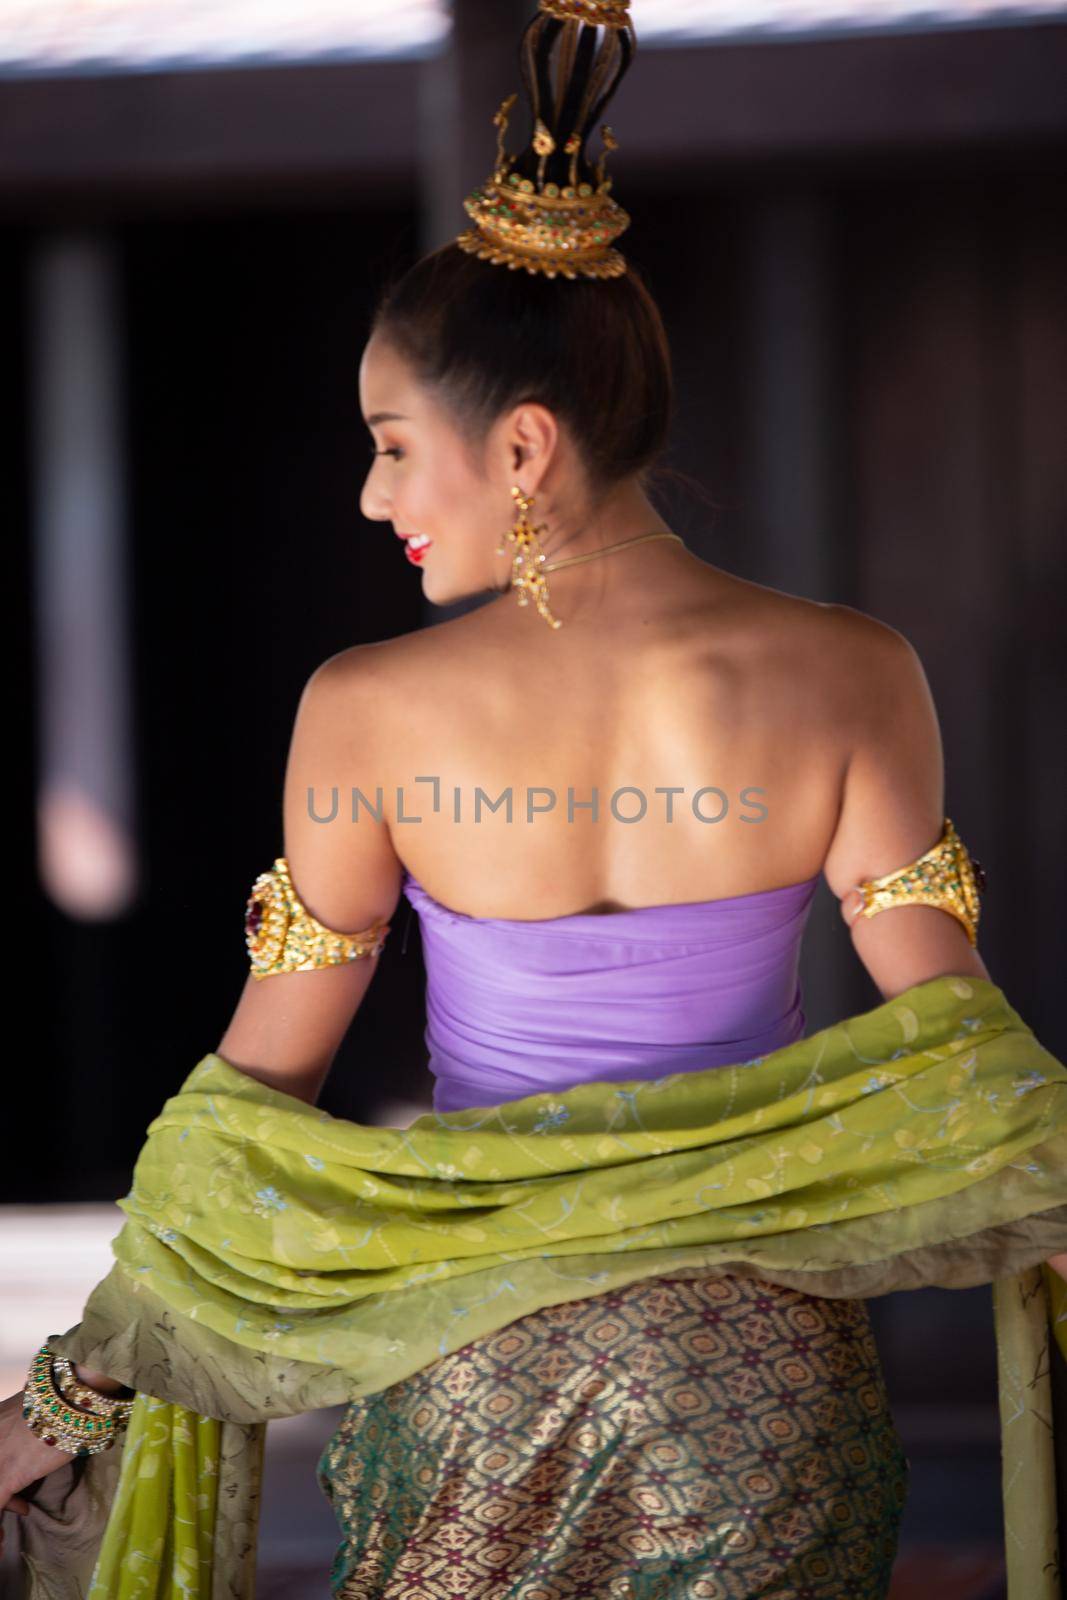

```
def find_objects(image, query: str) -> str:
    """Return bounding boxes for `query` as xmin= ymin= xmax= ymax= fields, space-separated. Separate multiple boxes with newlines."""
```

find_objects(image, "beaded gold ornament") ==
xmin=496 ymin=485 xmax=684 ymax=628
xmin=52 ymin=1353 xmax=135 ymax=1414
xmin=245 ymin=857 xmax=391 ymax=978
xmin=497 ymin=486 xmax=563 ymax=628
xmin=456 ymin=0 xmax=636 ymax=280
xmin=22 ymin=1343 xmax=135 ymax=1457
xmin=541 ymin=0 xmax=630 ymax=19
xmin=851 ymin=816 xmax=987 ymax=947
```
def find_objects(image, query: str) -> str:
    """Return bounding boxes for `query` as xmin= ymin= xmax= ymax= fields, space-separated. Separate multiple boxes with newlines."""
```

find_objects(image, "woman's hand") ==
xmin=0 ymin=1389 xmax=74 ymax=1559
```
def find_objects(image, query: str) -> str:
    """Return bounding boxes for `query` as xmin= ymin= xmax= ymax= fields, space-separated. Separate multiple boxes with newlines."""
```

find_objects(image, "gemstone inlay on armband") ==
xmin=854 ymin=815 xmax=986 ymax=947
xmin=245 ymin=857 xmax=391 ymax=978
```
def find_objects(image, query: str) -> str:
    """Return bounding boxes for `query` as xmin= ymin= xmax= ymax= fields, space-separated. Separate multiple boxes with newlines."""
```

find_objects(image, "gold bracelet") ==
xmin=245 ymin=857 xmax=392 ymax=978
xmin=53 ymin=1354 xmax=136 ymax=1418
xmin=853 ymin=815 xmax=986 ymax=947
xmin=22 ymin=1344 xmax=128 ymax=1456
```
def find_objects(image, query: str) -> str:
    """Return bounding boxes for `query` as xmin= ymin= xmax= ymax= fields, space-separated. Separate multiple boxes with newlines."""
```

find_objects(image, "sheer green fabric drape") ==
xmin=15 ymin=973 xmax=1067 ymax=1599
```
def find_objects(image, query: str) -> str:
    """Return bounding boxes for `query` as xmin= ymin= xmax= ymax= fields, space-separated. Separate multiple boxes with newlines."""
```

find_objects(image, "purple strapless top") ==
xmin=400 ymin=869 xmax=820 ymax=1113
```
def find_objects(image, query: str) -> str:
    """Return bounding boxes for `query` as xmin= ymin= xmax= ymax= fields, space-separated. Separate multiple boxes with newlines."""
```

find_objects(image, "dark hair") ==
xmin=368 ymin=243 xmax=675 ymax=501
xmin=367 ymin=8 xmax=675 ymax=504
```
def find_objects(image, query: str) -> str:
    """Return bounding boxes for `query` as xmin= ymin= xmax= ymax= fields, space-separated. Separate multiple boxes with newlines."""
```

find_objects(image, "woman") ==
xmin=3 ymin=2 xmax=1065 ymax=1596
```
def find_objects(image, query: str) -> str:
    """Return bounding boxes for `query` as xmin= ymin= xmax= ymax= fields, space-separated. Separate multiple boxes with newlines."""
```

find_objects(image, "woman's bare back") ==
xmin=223 ymin=545 xmax=982 ymax=1101
xmin=355 ymin=550 xmax=866 ymax=920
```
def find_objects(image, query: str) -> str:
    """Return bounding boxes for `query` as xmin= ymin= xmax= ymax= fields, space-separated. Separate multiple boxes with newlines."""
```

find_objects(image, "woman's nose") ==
xmin=360 ymin=476 xmax=391 ymax=524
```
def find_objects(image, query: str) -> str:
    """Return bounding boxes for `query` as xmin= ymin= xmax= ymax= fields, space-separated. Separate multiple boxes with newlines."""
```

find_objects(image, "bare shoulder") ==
xmin=817 ymin=599 xmax=920 ymax=666
xmin=820 ymin=602 xmax=946 ymax=898
xmin=298 ymin=613 xmax=491 ymax=756
xmin=732 ymin=578 xmax=909 ymax=654
xmin=817 ymin=600 xmax=935 ymax=728
xmin=708 ymin=574 xmax=913 ymax=693
xmin=309 ymin=632 xmax=418 ymax=688
xmin=697 ymin=574 xmax=943 ymax=786
xmin=305 ymin=619 xmax=463 ymax=700
xmin=748 ymin=586 xmax=926 ymax=702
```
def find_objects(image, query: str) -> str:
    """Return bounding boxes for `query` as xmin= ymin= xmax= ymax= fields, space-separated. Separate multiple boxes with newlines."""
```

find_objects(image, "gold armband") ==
xmin=244 ymin=857 xmax=391 ymax=978
xmin=852 ymin=815 xmax=986 ymax=947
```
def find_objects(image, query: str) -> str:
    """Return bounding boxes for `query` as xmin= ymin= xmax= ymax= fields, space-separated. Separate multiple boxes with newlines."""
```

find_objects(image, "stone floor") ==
xmin=0 ymin=1205 xmax=1011 ymax=1599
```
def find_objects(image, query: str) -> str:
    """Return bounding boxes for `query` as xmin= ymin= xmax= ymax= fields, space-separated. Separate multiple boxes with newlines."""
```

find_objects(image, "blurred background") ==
xmin=2 ymin=1 xmax=1066 ymax=1595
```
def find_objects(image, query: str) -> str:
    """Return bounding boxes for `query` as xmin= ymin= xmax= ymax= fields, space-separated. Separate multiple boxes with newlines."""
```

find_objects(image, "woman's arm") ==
xmin=819 ymin=615 xmax=1066 ymax=1282
xmin=217 ymin=644 xmax=403 ymax=1105
xmin=41 ymin=650 xmax=406 ymax=1402
xmin=822 ymin=613 xmax=991 ymax=1000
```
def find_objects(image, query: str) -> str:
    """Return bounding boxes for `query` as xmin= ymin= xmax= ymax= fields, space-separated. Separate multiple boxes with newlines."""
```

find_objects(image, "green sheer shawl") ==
xmin=14 ymin=973 xmax=1067 ymax=1599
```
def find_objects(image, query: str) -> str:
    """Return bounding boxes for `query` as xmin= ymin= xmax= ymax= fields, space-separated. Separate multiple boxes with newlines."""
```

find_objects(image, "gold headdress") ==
xmin=456 ymin=0 xmax=637 ymax=281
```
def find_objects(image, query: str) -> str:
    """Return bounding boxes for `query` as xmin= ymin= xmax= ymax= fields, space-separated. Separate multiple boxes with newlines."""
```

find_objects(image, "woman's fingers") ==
xmin=0 ymin=1496 xmax=30 ymax=1562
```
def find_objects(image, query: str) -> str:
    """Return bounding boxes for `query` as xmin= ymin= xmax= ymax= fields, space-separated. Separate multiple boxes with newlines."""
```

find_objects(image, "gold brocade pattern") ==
xmin=317 ymin=1273 xmax=909 ymax=1599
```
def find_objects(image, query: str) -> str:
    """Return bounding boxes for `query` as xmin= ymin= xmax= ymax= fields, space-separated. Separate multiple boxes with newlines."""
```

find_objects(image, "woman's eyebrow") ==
xmin=364 ymin=411 xmax=411 ymax=426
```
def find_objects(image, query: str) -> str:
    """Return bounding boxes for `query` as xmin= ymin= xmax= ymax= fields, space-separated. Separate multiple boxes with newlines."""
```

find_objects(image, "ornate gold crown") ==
xmin=456 ymin=0 xmax=636 ymax=281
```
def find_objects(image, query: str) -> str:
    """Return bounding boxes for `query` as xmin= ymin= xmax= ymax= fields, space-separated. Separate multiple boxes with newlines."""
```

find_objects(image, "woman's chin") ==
xmin=417 ymin=567 xmax=445 ymax=603
xmin=421 ymin=569 xmax=493 ymax=609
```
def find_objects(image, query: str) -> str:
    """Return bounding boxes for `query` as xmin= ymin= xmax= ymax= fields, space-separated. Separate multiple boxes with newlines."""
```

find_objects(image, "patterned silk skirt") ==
xmin=316 ymin=1272 xmax=909 ymax=1600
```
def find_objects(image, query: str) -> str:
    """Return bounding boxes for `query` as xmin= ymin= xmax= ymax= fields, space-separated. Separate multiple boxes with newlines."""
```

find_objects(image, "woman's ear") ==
xmin=508 ymin=402 xmax=558 ymax=469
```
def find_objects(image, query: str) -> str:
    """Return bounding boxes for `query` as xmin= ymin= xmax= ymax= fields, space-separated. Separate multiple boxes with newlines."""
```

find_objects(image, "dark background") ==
xmin=4 ymin=7 xmax=1066 ymax=1579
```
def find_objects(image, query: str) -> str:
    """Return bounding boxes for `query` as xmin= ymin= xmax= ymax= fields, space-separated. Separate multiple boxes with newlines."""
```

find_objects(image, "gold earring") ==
xmin=496 ymin=485 xmax=563 ymax=630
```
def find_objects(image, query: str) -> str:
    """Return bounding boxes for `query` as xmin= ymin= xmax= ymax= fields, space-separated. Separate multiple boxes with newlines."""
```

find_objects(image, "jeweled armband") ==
xmin=852 ymin=815 xmax=986 ymax=947
xmin=245 ymin=857 xmax=391 ymax=978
